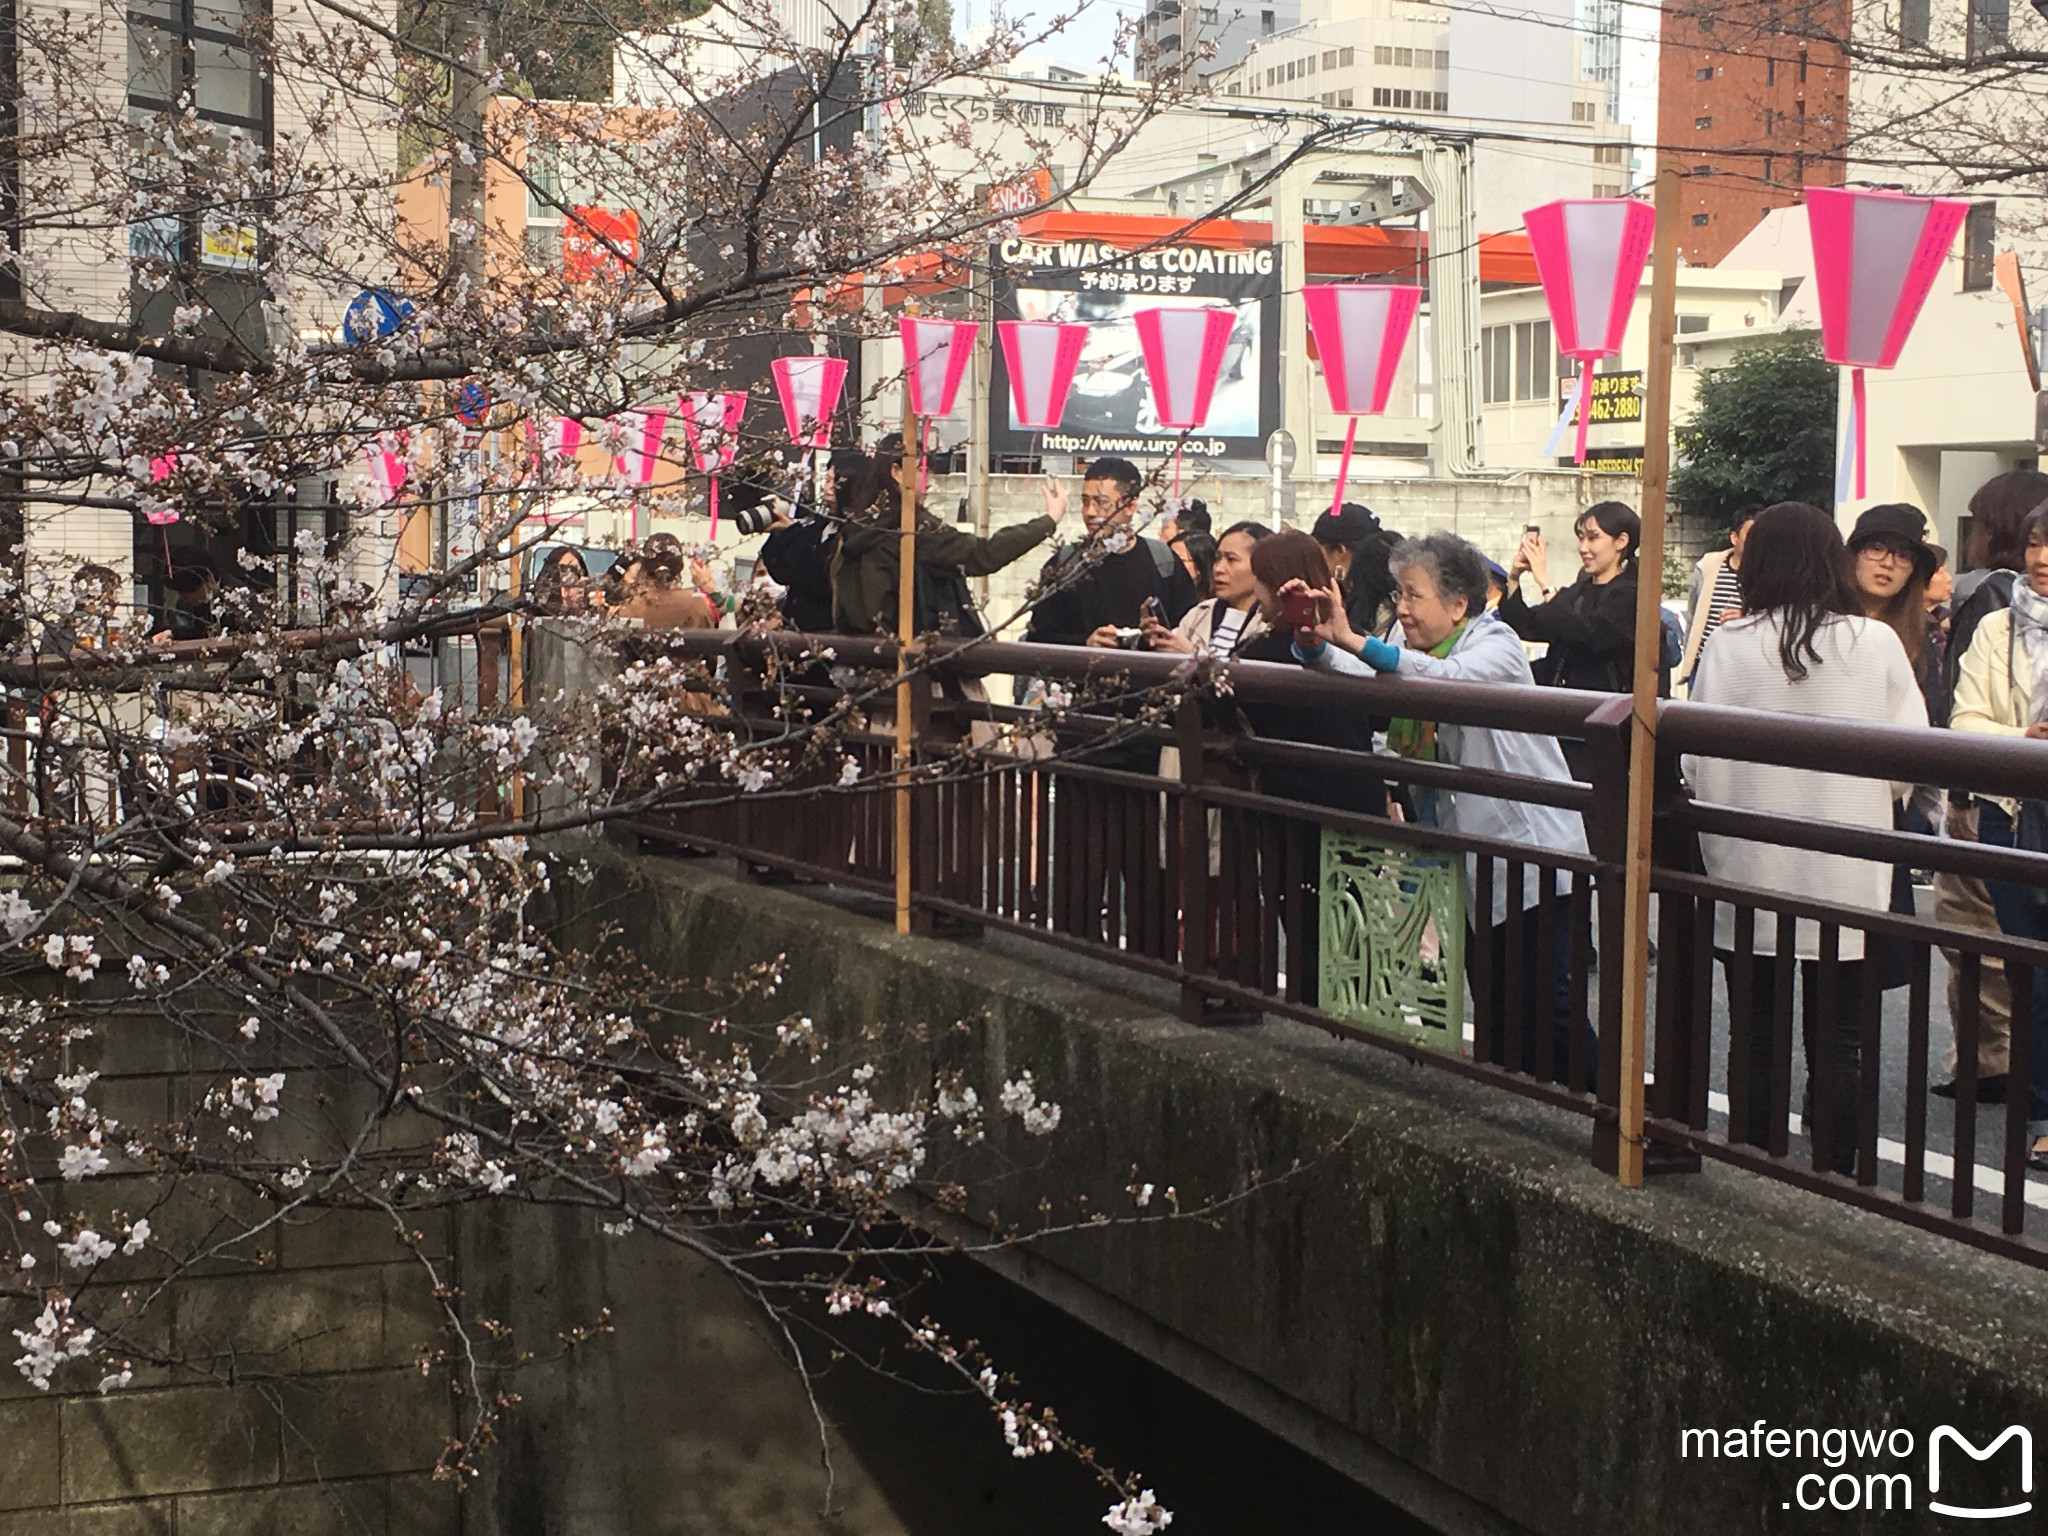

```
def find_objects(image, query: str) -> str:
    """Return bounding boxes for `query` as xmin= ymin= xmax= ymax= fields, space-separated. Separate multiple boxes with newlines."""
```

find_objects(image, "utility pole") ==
xmin=1615 ymin=164 xmax=1682 ymax=1189
xmin=896 ymin=312 xmax=922 ymax=938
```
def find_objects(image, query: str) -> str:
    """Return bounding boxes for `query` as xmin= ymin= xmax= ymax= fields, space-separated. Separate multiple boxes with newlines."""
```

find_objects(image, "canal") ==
xmin=808 ymin=1254 xmax=1441 ymax=1536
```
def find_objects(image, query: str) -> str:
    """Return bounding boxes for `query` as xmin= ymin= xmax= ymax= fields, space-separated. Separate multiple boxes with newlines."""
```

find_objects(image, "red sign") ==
xmin=561 ymin=207 xmax=640 ymax=282
xmin=987 ymin=169 xmax=1052 ymax=217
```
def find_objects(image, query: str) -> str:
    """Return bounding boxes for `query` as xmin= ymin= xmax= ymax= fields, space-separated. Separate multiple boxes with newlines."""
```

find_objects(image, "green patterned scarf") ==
xmin=1383 ymin=621 xmax=1467 ymax=760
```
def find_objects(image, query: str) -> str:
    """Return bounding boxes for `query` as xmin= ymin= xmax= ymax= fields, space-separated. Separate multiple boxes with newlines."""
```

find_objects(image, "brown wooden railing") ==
xmin=619 ymin=628 xmax=2048 ymax=1272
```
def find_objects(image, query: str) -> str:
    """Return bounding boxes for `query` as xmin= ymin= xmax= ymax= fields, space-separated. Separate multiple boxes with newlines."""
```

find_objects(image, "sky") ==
xmin=957 ymin=0 xmax=1135 ymax=73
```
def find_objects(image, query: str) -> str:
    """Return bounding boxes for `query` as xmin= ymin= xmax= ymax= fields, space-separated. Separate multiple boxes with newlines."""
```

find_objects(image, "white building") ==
xmin=1476 ymin=263 xmax=1788 ymax=473
xmin=7 ymin=0 xmax=400 ymax=605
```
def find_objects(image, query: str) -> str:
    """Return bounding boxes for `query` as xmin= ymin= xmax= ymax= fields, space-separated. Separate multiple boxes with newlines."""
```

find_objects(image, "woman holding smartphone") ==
xmin=1501 ymin=504 xmax=1642 ymax=686
xmin=1283 ymin=531 xmax=1591 ymax=1086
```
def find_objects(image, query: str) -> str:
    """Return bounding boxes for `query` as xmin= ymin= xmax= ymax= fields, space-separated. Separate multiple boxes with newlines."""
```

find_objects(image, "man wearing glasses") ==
xmin=1024 ymin=455 xmax=1197 ymax=653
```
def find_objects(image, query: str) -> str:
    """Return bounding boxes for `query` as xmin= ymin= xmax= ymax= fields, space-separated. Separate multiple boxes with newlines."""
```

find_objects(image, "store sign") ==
xmin=562 ymin=207 xmax=641 ymax=283
xmin=991 ymin=236 xmax=1281 ymax=463
xmin=200 ymin=213 xmax=259 ymax=270
xmin=1559 ymin=445 xmax=1644 ymax=475
xmin=1559 ymin=369 xmax=1644 ymax=424
xmin=987 ymin=169 xmax=1053 ymax=217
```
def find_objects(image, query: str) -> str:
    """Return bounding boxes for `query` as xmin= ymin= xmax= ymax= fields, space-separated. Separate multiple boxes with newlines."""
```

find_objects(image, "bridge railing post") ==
xmin=1175 ymin=696 xmax=1211 ymax=1023
xmin=1582 ymin=695 xmax=1634 ymax=1175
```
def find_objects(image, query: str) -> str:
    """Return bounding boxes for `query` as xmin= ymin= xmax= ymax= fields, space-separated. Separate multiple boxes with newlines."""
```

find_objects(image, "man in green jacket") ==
xmin=832 ymin=442 xmax=1064 ymax=635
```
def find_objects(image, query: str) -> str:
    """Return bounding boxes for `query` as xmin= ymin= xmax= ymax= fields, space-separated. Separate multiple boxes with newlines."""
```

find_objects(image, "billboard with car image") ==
xmin=991 ymin=233 xmax=1281 ymax=466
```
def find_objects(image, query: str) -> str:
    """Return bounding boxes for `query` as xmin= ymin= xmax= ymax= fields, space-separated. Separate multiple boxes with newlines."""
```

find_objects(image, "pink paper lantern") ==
xmin=679 ymin=390 xmax=749 ymax=538
xmin=997 ymin=320 xmax=1089 ymax=431
xmin=1525 ymin=198 xmax=1656 ymax=464
xmin=1303 ymin=284 xmax=1423 ymax=514
xmin=1806 ymin=185 xmax=1970 ymax=500
xmin=900 ymin=317 xmax=977 ymax=418
xmin=1134 ymin=306 xmax=1235 ymax=430
xmin=613 ymin=408 xmax=670 ymax=486
xmin=771 ymin=356 xmax=848 ymax=448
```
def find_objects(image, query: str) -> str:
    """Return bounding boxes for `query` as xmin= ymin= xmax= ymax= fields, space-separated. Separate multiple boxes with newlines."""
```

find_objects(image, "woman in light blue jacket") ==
xmin=1285 ymin=531 xmax=1591 ymax=1086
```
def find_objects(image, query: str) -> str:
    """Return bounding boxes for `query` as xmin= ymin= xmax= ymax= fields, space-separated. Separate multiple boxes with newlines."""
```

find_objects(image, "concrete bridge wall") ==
xmin=542 ymin=852 xmax=2048 ymax=1536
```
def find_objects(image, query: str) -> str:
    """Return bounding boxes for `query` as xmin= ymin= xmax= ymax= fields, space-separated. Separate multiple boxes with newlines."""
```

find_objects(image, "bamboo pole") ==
xmin=895 ymin=339 xmax=921 ymax=937
xmin=1616 ymin=164 xmax=1683 ymax=1188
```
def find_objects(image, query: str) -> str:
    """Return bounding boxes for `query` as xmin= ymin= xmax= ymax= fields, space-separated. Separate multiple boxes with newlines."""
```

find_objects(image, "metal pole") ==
xmin=1615 ymin=164 xmax=1682 ymax=1188
xmin=895 ymin=325 xmax=921 ymax=937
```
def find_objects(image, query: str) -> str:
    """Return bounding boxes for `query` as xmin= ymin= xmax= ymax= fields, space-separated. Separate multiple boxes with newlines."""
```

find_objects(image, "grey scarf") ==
xmin=2007 ymin=579 xmax=2048 ymax=725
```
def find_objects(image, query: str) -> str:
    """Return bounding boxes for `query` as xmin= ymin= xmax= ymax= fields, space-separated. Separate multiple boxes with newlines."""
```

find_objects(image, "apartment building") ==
xmin=1657 ymin=0 xmax=1850 ymax=265
xmin=6 ymin=0 xmax=400 ymax=610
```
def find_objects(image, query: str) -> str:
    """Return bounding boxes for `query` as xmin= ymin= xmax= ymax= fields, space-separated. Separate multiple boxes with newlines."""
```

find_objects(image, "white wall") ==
xmin=1448 ymin=0 xmax=1578 ymax=126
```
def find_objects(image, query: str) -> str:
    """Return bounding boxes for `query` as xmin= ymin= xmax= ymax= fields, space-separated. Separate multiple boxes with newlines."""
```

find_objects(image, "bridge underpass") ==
xmin=538 ymin=844 xmax=2048 ymax=1536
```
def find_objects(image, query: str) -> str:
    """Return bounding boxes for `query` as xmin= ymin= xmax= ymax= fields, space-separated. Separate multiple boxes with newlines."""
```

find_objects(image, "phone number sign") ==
xmin=1561 ymin=369 xmax=1645 ymax=424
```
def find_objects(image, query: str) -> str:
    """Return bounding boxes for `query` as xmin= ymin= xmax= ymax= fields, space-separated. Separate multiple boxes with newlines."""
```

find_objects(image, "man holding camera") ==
xmin=1023 ymin=456 xmax=1196 ymax=651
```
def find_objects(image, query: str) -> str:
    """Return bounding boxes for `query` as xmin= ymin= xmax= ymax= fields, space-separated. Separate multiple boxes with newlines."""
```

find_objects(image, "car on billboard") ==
xmin=1056 ymin=294 xmax=1257 ymax=437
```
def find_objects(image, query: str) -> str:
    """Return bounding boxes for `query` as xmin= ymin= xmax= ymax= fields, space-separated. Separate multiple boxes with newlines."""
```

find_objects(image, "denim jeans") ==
xmin=1970 ymin=804 xmax=2048 ymax=1140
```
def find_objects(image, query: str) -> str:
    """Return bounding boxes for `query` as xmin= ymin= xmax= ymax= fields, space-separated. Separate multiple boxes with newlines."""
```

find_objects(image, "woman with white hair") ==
xmin=1285 ymin=531 xmax=1590 ymax=1087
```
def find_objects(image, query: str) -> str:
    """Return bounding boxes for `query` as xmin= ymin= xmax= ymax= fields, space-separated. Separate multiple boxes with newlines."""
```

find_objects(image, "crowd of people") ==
xmin=57 ymin=444 xmax=2042 ymax=1176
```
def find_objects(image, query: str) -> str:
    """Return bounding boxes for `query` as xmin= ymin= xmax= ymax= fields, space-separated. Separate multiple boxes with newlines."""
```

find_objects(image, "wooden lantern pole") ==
xmin=894 ymin=311 xmax=921 ymax=937
xmin=1615 ymin=164 xmax=1682 ymax=1188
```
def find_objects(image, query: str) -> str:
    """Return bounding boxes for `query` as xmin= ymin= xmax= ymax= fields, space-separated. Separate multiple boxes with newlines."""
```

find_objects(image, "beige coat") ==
xmin=1950 ymin=606 xmax=2034 ymax=818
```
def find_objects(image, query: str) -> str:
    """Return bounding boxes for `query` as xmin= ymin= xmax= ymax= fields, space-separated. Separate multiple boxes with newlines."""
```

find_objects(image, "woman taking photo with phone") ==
xmin=1500 ymin=502 xmax=1644 ymax=688
xmin=1283 ymin=531 xmax=1590 ymax=1086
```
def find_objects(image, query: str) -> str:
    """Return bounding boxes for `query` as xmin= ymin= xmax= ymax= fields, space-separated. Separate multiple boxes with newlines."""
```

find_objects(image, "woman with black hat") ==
xmin=1309 ymin=502 xmax=1400 ymax=639
xmin=1847 ymin=503 xmax=1945 ymax=721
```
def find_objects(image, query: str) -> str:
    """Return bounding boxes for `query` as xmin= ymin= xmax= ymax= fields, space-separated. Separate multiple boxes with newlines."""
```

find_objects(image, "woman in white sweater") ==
xmin=1686 ymin=503 xmax=1927 ymax=1176
xmin=1948 ymin=501 xmax=2048 ymax=1169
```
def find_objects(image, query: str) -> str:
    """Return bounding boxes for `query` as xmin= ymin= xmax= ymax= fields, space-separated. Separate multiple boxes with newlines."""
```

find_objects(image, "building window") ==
xmin=1695 ymin=115 xmax=1712 ymax=130
xmin=1572 ymin=101 xmax=1595 ymax=122
xmin=1970 ymin=0 xmax=2009 ymax=55
xmin=1228 ymin=82 xmax=1241 ymax=94
xmin=1593 ymin=183 xmax=1624 ymax=197
xmin=1900 ymin=0 xmax=1930 ymax=42
xmin=1396 ymin=88 xmax=1412 ymax=106
xmin=1395 ymin=46 xmax=1414 ymax=65
xmin=1286 ymin=61 xmax=1295 ymax=79
xmin=128 ymin=0 xmax=267 ymax=133
xmin=1763 ymin=152 xmax=1775 ymax=182
xmin=1691 ymin=213 xmax=1710 ymax=226
xmin=128 ymin=0 xmax=270 ymax=269
xmin=1765 ymin=56 xmax=1775 ymax=86
xmin=1372 ymin=86 xmax=1388 ymax=105
xmin=1963 ymin=202 xmax=1997 ymax=290
xmin=1261 ymin=9 xmax=1274 ymax=32
xmin=1693 ymin=163 xmax=1713 ymax=175
xmin=1324 ymin=49 xmax=1338 ymax=68
xmin=1696 ymin=66 xmax=1712 ymax=80
xmin=1798 ymin=48 xmax=1809 ymax=81
xmin=1435 ymin=49 xmax=1450 ymax=68
xmin=1679 ymin=314 xmax=1711 ymax=333
xmin=1306 ymin=54 xmax=1316 ymax=73
xmin=1339 ymin=46 xmax=1354 ymax=64
xmin=1339 ymin=89 xmax=1354 ymax=106
xmin=1595 ymin=144 xmax=1626 ymax=164
xmin=1764 ymin=107 xmax=1774 ymax=134
xmin=1374 ymin=45 xmax=1392 ymax=64
xmin=1481 ymin=322 xmax=1553 ymax=404
xmin=1433 ymin=91 xmax=1448 ymax=110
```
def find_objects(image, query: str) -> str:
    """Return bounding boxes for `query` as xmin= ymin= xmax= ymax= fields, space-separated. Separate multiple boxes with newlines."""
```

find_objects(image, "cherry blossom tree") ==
xmin=0 ymin=1 xmax=1217 ymax=1527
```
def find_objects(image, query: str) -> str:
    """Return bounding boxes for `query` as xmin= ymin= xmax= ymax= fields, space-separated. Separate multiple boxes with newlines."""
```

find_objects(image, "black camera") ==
xmin=719 ymin=471 xmax=779 ymax=536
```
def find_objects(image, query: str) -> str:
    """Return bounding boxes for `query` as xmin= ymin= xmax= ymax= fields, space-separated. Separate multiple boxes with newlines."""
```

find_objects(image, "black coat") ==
xmin=1228 ymin=630 xmax=1387 ymax=817
xmin=1024 ymin=539 xmax=1198 ymax=647
xmin=757 ymin=517 xmax=836 ymax=634
xmin=1500 ymin=567 xmax=1639 ymax=693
